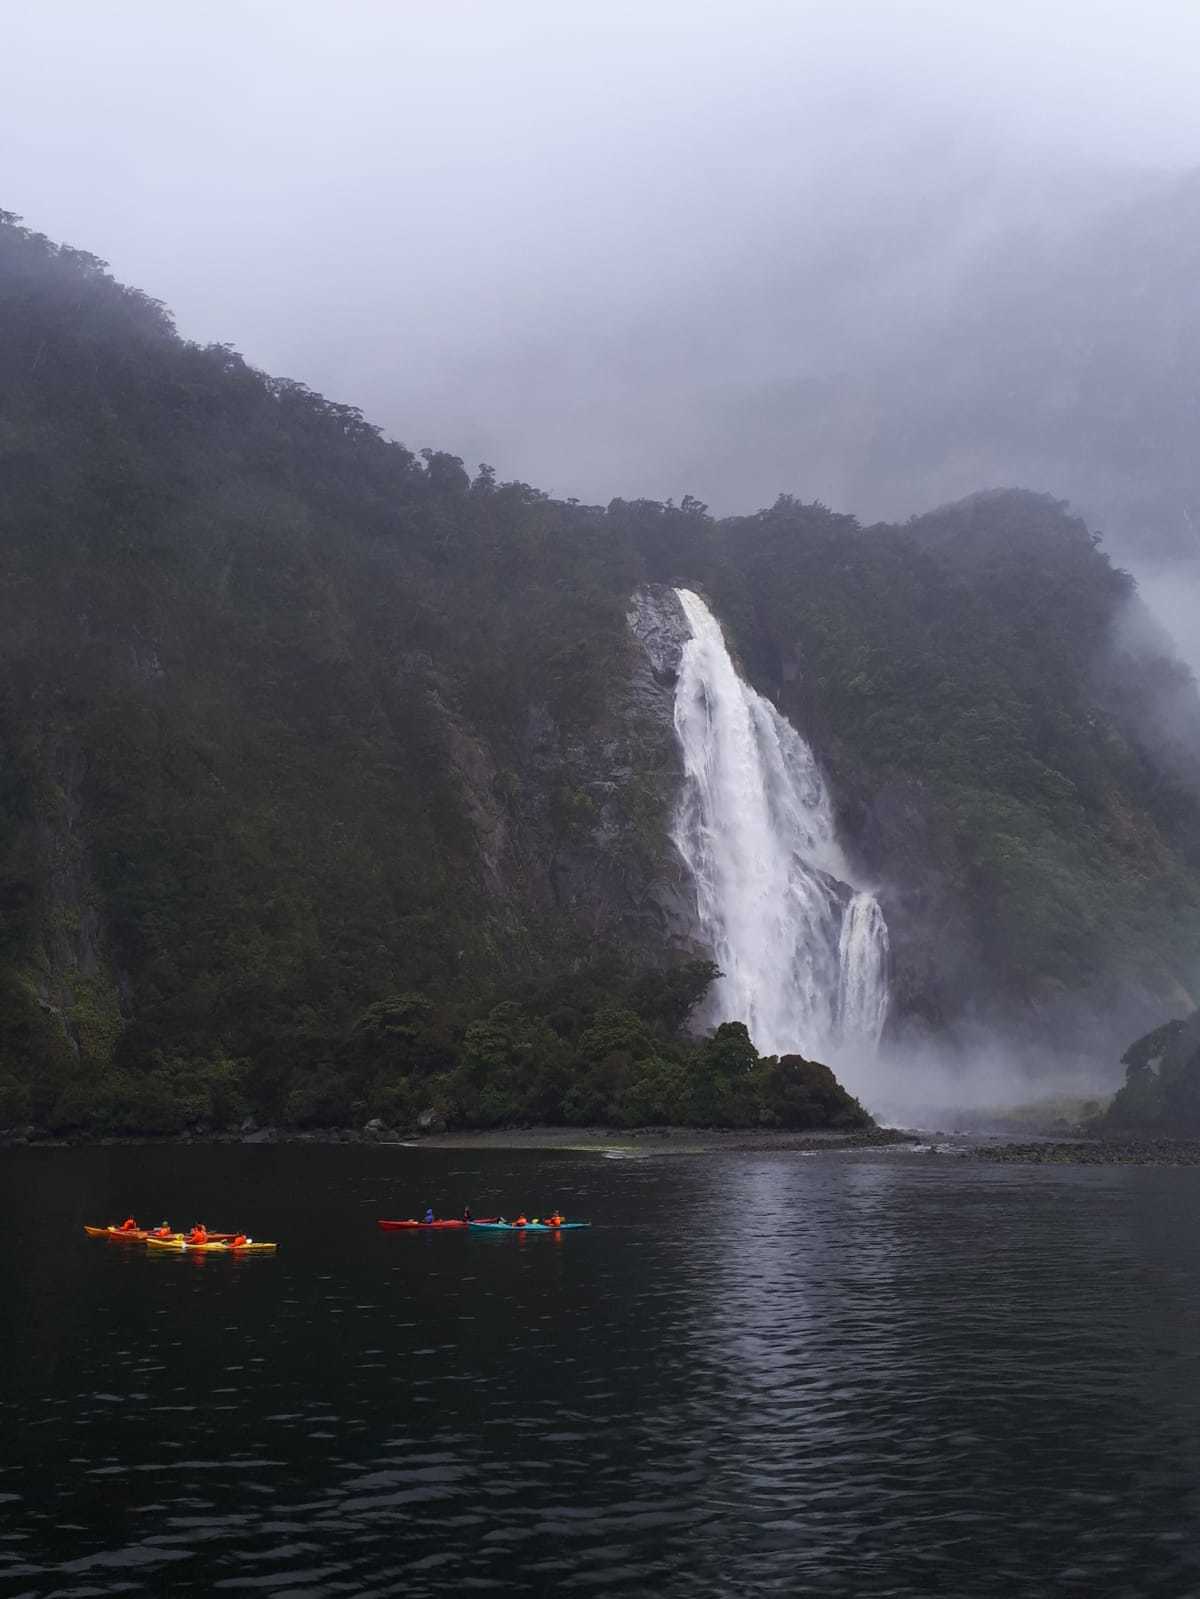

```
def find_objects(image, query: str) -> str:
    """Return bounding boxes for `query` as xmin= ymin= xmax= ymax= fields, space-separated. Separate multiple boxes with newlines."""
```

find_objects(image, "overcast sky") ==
xmin=6 ymin=0 xmax=1200 ymax=541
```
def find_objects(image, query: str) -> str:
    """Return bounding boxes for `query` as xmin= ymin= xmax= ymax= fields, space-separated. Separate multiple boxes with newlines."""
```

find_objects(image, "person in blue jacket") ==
xmin=423 ymin=1206 xmax=435 ymax=1224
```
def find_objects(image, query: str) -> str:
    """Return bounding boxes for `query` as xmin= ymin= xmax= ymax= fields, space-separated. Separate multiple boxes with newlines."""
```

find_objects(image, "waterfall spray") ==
xmin=670 ymin=588 xmax=889 ymax=1058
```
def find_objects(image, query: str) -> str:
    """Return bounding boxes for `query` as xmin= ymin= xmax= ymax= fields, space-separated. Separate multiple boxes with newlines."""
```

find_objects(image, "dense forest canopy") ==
xmin=1 ymin=210 xmax=1198 ymax=1134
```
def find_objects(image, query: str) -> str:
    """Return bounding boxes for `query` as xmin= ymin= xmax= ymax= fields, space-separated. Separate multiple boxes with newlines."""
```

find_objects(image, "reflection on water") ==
xmin=2 ymin=1145 xmax=1200 ymax=1595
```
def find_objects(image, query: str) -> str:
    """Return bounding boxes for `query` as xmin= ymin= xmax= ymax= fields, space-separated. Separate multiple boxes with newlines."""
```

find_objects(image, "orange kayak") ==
xmin=84 ymin=1225 xmax=176 ymax=1243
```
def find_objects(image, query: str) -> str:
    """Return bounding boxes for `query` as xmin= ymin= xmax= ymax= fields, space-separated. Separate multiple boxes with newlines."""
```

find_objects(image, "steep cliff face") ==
xmin=428 ymin=582 xmax=696 ymax=965
xmin=841 ymin=776 xmax=979 ymax=1043
xmin=502 ymin=584 xmax=694 ymax=952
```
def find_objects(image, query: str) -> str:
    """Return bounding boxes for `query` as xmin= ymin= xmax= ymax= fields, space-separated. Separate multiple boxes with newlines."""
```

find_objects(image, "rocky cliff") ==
xmin=1104 ymin=1011 xmax=1200 ymax=1132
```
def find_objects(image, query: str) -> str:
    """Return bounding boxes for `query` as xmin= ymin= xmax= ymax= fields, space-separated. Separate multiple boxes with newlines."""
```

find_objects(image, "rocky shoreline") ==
xmin=0 ymin=1121 xmax=915 ymax=1155
xmin=10 ymin=1121 xmax=1200 ymax=1164
xmin=969 ymin=1138 xmax=1200 ymax=1166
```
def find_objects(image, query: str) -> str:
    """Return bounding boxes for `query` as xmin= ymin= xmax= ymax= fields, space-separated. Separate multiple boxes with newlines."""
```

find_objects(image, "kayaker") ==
xmin=231 ymin=1234 xmax=247 ymax=1247
xmin=119 ymin=1217 xmax=138 ymax=1232
xmin=188 ymin=1224 xmax=208 ymax=1245
xmin=547 ymin=1212 xmax=564 ymax=1226
xmin=462 ymin=1206 xmax=472 ymax=1222
xmin=514 ymin=1213 xmax=528 ymax=1227
xmin=423 ymin=1207 xmax=434 ymax=1224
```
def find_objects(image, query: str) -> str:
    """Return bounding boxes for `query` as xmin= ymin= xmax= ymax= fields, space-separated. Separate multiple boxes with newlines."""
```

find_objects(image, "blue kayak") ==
xmin=468 ymin=1220 xmax=590 ymax=1231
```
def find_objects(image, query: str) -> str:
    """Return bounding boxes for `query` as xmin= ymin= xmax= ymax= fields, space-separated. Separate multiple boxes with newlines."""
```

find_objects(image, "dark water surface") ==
xmin=3 ymin=1144 xmax=1200 ymax=1596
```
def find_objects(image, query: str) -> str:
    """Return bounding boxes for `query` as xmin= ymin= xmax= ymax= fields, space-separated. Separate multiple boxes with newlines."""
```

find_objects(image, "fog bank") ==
xmin=5 ymin=3 xmax=1200 ymax=568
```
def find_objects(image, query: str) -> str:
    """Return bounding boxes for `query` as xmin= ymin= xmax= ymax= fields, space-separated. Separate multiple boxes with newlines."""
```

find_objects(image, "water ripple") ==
xmin=4 ymin=1148 xmax=1200 ymax=1594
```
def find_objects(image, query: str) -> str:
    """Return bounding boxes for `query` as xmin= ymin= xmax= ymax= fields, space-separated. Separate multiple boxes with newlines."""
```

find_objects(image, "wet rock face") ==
xmin=621 ymin=585 xmax=704 ymax=952
xmin=500 ymin=586 xmax=698 ymax=950
xmin=373 ymin=583 xmax=700 ymax=990
xmin=844 ymin=774 xmax=980 ymax=1044
xmin=519 ymin=582 xmax=701 ymax=957
xmin=626 ymin=584 xmax=690 ymax=689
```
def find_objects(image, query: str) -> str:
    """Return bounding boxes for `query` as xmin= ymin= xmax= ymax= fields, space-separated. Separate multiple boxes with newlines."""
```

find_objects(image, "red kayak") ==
xmin=377 ymin=1217 xmax=497 ymax=1230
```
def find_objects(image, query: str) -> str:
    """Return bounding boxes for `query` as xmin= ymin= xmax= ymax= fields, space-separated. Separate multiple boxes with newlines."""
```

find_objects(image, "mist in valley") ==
xmin=831 ymin=1030 xmax=1124 ymax=1134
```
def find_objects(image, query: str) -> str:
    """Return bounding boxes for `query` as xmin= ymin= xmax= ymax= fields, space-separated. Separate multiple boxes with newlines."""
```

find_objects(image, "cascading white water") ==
xmin=670 ymin=587 xmax=889 ymax=1058
xmin=836 ymin=892 xmax=891 ymax=1048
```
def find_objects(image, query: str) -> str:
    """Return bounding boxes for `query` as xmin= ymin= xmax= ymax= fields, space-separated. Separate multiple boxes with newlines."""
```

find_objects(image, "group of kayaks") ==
xmin=85 ymin=1212 xmax=591 ymax=1252
xmin=378 ymin=1214 xmax=590 ymax=1232
xmin=83 ymin=1221 xmax=277 ymax=1253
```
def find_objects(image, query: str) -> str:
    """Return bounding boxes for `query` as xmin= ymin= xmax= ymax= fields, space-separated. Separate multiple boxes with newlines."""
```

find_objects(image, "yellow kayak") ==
xmin=145 ymin=1235 xmax=277 ymax=1253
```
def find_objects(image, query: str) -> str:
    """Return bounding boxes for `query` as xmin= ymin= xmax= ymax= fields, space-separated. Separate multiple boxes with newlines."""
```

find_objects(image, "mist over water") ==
xmin=670 ymin=588 xmax=889 ymax=1059
xmin=840 ymin=1038 xmax=1122 ymax=1135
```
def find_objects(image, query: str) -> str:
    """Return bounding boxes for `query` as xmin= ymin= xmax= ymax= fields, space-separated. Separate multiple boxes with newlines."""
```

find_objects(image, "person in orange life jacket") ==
xmin=514 ymin=1214 xmax=528 ymax=1226
xmin=188 ymin=1224 xmax=208 ymax=1245
xmin=119 ymin=1217 xmax=138 ymax=1232
xmin=546 ymin=1212 xmax=564 ymax=1227
xmin=231 ymin=1234 xmax=247 ymax=1247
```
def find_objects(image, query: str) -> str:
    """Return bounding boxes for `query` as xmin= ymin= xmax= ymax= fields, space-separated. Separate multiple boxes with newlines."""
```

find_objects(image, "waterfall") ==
xmin=670 ymin=587 xmax=889 ymax=1058
xmin=837 ymin=892 xmax=891 ymax=1049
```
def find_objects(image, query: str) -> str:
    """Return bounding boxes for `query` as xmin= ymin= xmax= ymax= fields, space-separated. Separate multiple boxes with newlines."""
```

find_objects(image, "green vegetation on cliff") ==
xmin=0 ymin=951 xmax=873 ymax=1138
xmin=0 ymin=210 xmax=662 ymax=1130
xmin=422 ymin=968 xmax=871 ymax=1136
xmin=1 ymin=209 xmax=1198 ymax=1132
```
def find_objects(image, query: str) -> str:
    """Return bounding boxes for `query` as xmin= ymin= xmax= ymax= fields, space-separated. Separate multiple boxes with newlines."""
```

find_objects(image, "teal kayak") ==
xmin=468 ymin=1220 xmax=590 ymax=1231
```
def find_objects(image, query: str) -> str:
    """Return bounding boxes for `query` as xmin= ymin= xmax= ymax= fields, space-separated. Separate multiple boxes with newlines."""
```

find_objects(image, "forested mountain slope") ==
xmin=1 ymin=211 xmax=1197 ymax=1132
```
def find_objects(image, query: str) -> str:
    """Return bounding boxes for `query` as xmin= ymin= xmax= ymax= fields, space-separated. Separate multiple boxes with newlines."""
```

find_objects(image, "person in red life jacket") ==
xmin=231 ymin=1234 xmax=248 ymax=1248
xmin=119 ymin=1217 xmax=138 ymax=1233
xmin=514 ymin=1214 xmax=528 ymax=1227
xmin=152 ymin=1222 xmax=172 ymax=1238
xmin=187 ymin=1224 xmax=208 ymax=1246
xmin=546 ymin=1212 xmax=565 ymax=1227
